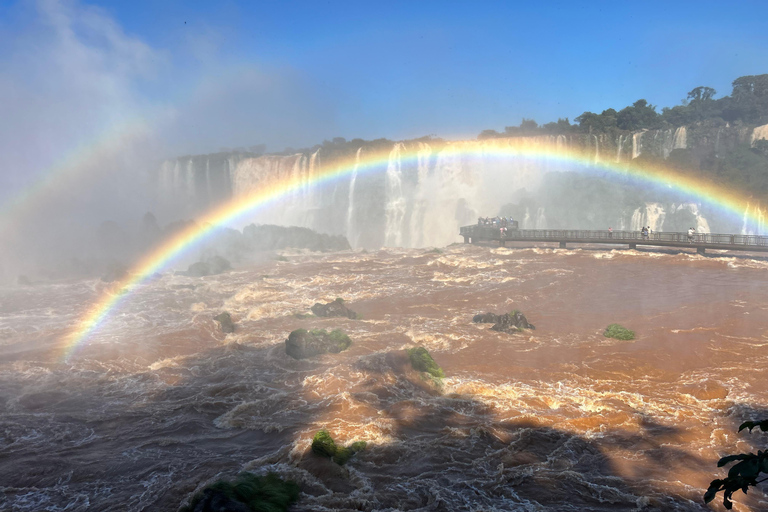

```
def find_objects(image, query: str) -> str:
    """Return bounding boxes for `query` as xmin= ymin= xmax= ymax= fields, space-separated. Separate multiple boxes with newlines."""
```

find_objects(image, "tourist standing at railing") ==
xmin=688 ymin=227 xmax=695 ymax=243
xmin=608 ymin=227 xmax=613 ymax=238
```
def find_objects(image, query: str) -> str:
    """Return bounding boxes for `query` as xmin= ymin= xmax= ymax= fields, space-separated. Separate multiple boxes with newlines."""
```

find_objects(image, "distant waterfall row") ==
xmin=154 ymin=124 xmax=768 ymax=247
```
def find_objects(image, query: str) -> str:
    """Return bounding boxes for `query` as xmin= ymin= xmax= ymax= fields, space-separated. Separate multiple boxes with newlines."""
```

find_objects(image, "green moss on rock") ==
xmin=285 ymin=328 xmax=352 ymax=359
xmin=407 ymin=347 xmax=445 ymax=379
xmin=181 ymin=472 xmax=299 ymax=512
xmin=604 ymin=323 xmax=635 ymax=340
xmin=311 ymin=430 xmax=367 ymax=465
xmin=311 ymin=429 xmax=337 ymax=458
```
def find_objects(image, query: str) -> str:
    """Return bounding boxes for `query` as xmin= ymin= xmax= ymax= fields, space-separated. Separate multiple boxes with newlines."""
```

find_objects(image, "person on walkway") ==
xmin=608 ymin=227 xmax=613 ymax=238
xmin=688 ymin=227 xmax=695 ymax=243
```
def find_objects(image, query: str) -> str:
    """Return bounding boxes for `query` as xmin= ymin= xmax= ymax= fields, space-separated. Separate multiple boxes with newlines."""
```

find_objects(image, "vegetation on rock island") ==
xmin=407 ymin=347 xmax=445 ymax=379
xmin=603 ymin=324 xmax=635 ymax=341
xmin=311 ymin=429 xmax=367 ymax=465
xmin=180 ymin=472 xmax=299 ymax=512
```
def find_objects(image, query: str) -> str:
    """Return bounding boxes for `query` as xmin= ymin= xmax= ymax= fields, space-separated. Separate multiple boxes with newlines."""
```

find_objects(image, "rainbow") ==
xmin=61 ymin=138 xmax=766 ymax=360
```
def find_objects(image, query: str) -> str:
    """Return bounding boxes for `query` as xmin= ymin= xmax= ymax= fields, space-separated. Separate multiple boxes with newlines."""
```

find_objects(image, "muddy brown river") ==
xmin=1 ymin=244 xmax=767 ymax=511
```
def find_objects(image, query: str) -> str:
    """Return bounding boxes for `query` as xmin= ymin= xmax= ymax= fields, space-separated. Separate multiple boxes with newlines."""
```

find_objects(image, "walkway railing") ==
xmin=459 ymin=225 xmax=768 ymax=249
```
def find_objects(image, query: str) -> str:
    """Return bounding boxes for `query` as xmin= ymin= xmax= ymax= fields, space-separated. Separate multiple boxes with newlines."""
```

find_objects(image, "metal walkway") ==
xmin=459 ymin=226 xmax=768 ymax=254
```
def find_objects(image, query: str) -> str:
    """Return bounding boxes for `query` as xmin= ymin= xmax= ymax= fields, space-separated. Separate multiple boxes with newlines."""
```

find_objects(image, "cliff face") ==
xmin=154 ymin=123 xmax=768 ymax=248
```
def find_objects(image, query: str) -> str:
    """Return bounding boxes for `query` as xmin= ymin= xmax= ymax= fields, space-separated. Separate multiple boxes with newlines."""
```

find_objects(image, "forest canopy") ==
xmin=478 ymin=74 xmax=768 ymax=138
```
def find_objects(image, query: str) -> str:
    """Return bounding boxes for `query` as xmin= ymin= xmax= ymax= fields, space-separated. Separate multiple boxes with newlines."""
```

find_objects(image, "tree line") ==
xmin=478 ymin=74 xmax=768 ymax=139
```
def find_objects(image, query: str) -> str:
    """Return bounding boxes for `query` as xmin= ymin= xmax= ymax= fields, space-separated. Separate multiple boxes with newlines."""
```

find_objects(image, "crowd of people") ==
xmin=474 ymin=218 xmax=700 ymax=242
xmin=477 ymin=216 xmax=518 ymax=238
xmin=477 ymin=216 xmax=516 ymax=228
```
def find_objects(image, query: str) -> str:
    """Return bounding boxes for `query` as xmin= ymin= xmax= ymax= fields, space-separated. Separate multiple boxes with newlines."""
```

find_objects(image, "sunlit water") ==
xmin=1 ymin=244 xmax=768 ymax=511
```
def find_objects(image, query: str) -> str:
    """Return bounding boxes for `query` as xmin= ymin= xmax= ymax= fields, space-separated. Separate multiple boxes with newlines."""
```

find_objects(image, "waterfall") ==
xmin=522 ymin=207 xmax=532 ymax=228
xmin=155 ymin=132 xmax=755 ymax=248
xmin=751 ymin=123 xmax=768 ymax=146
xmin=673 ymin=126 xmax=687 ymax=149
xmin=346 ymin=148 xmax=363 ymax=247
xmin=592 ymin=134 xmax=600 ymax=163
xmin=630 ymin=203 xmax=666 ymax=231
xmin=407 ymin=142 xmax=433 ymax=248
xmin=384 ymin=143 xmax=407 ymax=247
xmin=616 ymin=134 xmax=624 ymax=162
xmin=632 ymin=131 xmax=645 ymax=159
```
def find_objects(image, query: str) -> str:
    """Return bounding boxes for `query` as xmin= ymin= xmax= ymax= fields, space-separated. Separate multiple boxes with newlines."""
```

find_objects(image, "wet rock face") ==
xmin=472 ymin=312 xmax=500 ymax=324
xmin=474 ymin=311 xmax=535 ymax=332
xmin=310 ymin=298 xmax=357 ymax=319
xmin=191 ymin=489 xmax=251 ymax=512
xmin=285 ymin=329 xmax=352 ymax=359
xmin=491 ymin=311 xmax=535 ymax=333
xmin=213 ymin=312 xmax=235 ymax=334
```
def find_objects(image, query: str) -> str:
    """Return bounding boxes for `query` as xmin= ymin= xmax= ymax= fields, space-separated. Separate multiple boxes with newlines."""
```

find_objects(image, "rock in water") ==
xmin=285 ymin=329 xmax=351 ymax=359
xmin=310 ymin=298 xmax=358 ymax=319
xmin=472 ymin=312 xmax=500 ymax=323
xmin=190 ymin=488 xmax=251 ymax=512
xmin=490 ymin=311 xmax=535 ymax=333
xmin=213 ymin=312 xmax=235 ymax=333
xmin=185 ymin=255 xmax=232 ymax=277
xmin=407 ymin=347 xmax=445 ymax=378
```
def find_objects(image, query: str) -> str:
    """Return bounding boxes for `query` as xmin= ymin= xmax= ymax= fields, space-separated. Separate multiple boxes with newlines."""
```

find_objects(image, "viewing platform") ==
xmin=459 ymin=225 xmax=768 ymax=254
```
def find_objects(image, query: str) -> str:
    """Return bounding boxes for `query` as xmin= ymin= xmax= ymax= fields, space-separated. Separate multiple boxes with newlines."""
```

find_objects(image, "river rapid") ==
xmin=1 ymin=244 xmax=768 ymax=511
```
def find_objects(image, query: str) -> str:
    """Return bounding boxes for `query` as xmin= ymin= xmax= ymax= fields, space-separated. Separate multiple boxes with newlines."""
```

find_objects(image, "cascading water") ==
xmin=154 ymin=124 xmax=768 ymax=248
xmin=384 ymin=143 xmax=407 ymax=247
xmin=346 ymin=148 xmax=363 ymax=247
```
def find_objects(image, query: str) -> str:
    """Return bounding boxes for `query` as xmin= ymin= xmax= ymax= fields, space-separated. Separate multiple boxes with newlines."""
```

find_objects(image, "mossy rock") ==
xmin=310 ymin=298 xmax=357 ymax=319
xmin=604 ymin=323 xmax=635 ymax=340
xmin=311 ymin=430 xmax=367 ymax=465
xmin=180 ymin=472 xmax=299 ymax=512
xmin=285 ymin=328 xmax=352 ymax=359
xmin=311 ymin=429 xmax=337 ymax=458
xmin=407 ymin=347 xmax=445 ymax=379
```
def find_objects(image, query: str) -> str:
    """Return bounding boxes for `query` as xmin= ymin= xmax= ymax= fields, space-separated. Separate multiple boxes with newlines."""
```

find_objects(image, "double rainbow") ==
xmin=61 ymin=138 xmax=765 ymax=360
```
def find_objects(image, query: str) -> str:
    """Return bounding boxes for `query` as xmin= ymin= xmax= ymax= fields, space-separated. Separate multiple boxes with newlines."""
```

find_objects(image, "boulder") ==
xmin=310 ymin=298 xmax=357 ymax=319
xmin=311 ymin=429 xmax=367 ymax=465
xmin=184 ymin=255 xmax=232 ymax=277
xmin=407 ymin=347 xmax=445 ymax=378
xmin=285 ymin=329 xmax=352 ymax=359
xmin=190 ymin=489 xmax=251 ymax=512
xmin=472 ymin=312 xmax=500 ymax=323
xmin=490 ymin=311 xmax=535 ymax=333
xmin=474 ymin=311 xmax=535 ymax=332
xmin=182 ymin=472 xmax=299 ymax=512
xmin=214 ymin=312 xmax=235 ymax=334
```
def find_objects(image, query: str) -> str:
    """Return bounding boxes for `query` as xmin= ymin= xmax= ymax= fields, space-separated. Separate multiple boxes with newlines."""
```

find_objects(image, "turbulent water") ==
xmin=2 ymin=243 xmax=768 ymax=511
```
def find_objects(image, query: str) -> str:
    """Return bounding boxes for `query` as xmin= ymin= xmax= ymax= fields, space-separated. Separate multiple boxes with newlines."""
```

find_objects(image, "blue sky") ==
xmin=2 ymin=0 xmax=768 ymax=155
